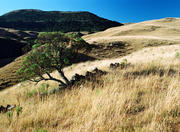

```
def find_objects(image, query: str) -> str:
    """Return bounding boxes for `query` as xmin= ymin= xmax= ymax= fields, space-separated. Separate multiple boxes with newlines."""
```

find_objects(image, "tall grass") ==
xmin=0 ymin=57 xmax=179 ymax=132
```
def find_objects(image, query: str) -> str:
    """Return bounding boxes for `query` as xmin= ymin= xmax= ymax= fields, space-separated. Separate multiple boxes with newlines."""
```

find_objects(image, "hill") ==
xmin=0 ymin=44 xmax=179 ymax=131
xmin=0 ymin=17 xmax=180 ymax=89
xmin=83 ymin=17 xmax=180 ymax=58
xmin=0 ymin=9 xmax=123 ymax=32
xmin=0 ymin=28 xmax=38 ymax=67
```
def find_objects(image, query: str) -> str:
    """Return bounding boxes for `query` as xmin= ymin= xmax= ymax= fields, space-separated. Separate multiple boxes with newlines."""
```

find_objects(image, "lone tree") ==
xmin=17 ymin=32 xmax=87 ymax=87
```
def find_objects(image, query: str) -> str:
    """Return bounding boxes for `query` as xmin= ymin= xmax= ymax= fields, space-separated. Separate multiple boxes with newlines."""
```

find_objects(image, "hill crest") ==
xmin=0 ymin=9 xmax=123 ymax=32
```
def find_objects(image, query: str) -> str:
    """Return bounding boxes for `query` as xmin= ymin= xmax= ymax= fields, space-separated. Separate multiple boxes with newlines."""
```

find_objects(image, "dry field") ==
xmin=83 ymin=18 xmax=180 ymax=58
xmin=83 ymin=18 xmax=180 ymax=45
xmin=0 ymin=44 xmax=179 ymax=132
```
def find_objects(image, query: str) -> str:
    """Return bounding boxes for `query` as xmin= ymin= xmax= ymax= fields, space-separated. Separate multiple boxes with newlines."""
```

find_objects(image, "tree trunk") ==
xmin=45 ymin=72 xmax=67 ymax=86
xmin=57 ymin=69 xmax=70 ymax=85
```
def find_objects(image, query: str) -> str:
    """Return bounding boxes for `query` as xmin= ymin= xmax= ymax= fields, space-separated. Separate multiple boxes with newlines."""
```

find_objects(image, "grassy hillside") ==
xmin=0 ymin=45 xmax=179 ymax=131
xmin=83 ymin=18 xmax=180 ymax=58
xmin=0 ymin=32 xmax=92 ymax=90
xmin=0 ymin=28 xmax=38 ymax=67
xmin=0 ymin=18 xmax=180 ymax=90
xmin=0 ymin=9 xmax=123 ymax=32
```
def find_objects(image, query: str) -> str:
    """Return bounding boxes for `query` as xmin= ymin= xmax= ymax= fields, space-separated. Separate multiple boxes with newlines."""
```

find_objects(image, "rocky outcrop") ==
xmin=0 ymin=104 xmax=16 ymax=113
xmin=49 ymin=68 xmax=107 ymax=94
xmin=109 ymin=60 xmax=130 ymax=70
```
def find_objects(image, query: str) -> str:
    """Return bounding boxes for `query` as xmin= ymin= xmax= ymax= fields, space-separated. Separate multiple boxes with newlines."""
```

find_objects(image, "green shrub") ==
xmin=120 ymin=59 xmax=128 ymax=68
xmin=27 ymin=89 xmax=38 ymax=97
xmin=16 ymin=106 xmax=22 ymax=116
xmin=7 ymin=111 xmax=13 ymax=118
xmin=27 ymin=83 xmax=49 ymax=97
xmin=175 ymin=52 xmax=180 ymax=58
xmin=34 ymin=128 xmax=47 ymax=132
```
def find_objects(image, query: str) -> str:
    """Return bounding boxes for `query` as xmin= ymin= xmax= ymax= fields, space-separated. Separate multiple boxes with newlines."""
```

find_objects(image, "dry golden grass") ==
xmin=0 ymin=45 xmax=179 ymax=132
xmin=83 ymin=18 xmax=180 ymax=42
xmin=0 ymin=55 xmax=24 ymax=90
xmin=83 ymin=18 xmax=180 ymax=54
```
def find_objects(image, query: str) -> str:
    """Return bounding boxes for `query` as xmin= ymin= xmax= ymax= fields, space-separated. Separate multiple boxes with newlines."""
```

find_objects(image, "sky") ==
xmin=0 ymin=0 xmax=180 ymax=23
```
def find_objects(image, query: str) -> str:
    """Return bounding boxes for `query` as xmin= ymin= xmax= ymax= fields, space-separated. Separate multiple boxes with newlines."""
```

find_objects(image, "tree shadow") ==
xmin=0 ymin=58 xmax=16 ymax=68
xmin=72 ymin=53 xmax=96 ymax=64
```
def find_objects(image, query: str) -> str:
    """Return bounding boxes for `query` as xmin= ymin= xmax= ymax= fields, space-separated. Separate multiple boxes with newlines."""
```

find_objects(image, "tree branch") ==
xmin=56 ymin=68 xmax=70 ymax=85
xmin=45 ymin=72 xmax=67 ymax=86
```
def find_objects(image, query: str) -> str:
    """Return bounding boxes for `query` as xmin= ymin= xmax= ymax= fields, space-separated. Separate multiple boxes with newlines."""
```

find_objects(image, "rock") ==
xmin=6 ymin=104 xmax=16 ymax=111
xmin=92 ymin=67 xmax=99 ymax=72
xmin=0 ymin=104 xmax=16 ymax=113
xmin=85 ymin=71 xmax=94 ymax=78
xmin=110 ymin=63 xmax=120 ymax=69
xmin=110 ymin=62 xmax=131 ymax=70
xmin=6 ymin=104 xmax=11 ymax=111
xmin=92 ymin=68 xmax=107 ymax=75
xmin=70 ymin=79 xmax=76 ymax=85
xmin=0 ymin=105 xmax=6 ymax=113
xmin=69 ymin=68 xmax=107 ymax=87
xmin=71 ymin=74 xmax=85 ymax=81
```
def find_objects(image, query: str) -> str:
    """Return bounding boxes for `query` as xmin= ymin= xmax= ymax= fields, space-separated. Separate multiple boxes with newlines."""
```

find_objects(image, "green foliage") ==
xmin=40 ymin=83 xmax=50 ymax=89
xmin=17 ymin=32 xmax=85 ymax=84
xmin=27 ymin=83 xmax=49 ymax=97
xmin=7 ymin=111 xmax=13 ymax=118
xmin=32 ymin=44 xmax=41 ymax=49
xmin=95 ymin=89 xmax=101 ymax=96
xmin=34 ymin=128 xmax=48 ymax=132
xmin=16 ymin=106 xmax=22 ymax=116
xmin=121 ymin=59 xmax=127 ymax=64
xmin=27 ymin=89 xmax=37 ymax=97
xmin=175 ymin=52 xmax=180 ymax=58
xmin=120 ymin=59 xmax=128 ymax=67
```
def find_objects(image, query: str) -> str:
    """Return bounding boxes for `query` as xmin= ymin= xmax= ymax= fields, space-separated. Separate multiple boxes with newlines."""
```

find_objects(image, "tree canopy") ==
xmin=17 ymin=32 xmax=87 ymax=86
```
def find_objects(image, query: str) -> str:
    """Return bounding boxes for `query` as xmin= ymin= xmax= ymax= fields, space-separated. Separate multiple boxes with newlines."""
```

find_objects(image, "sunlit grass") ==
xmin=0 ymin=45 xmax=179 ymax=132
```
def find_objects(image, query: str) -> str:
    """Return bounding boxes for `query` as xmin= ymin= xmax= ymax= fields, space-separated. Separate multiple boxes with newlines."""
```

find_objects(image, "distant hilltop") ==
xmin=0 ymin=9 xmax=123 ymax=32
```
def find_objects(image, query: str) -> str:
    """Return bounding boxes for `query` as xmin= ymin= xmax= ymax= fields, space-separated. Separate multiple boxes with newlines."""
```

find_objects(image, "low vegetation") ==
xmin=0 ymin=53 xmax=179 ymax=131
xmin=0 ymin=18 xmax=179 ymax=131
xmin=175 ymin=52 xmax=180 ymax=58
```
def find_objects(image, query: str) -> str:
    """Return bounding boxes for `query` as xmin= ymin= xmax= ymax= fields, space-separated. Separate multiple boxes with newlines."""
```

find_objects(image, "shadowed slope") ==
xmin=0 ymin=9 xmax=123 ymax=32
xmin=0 ymin=27 xmax=38 ymax=67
